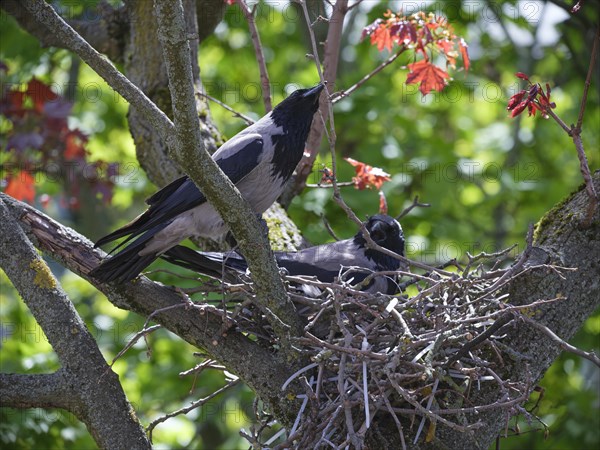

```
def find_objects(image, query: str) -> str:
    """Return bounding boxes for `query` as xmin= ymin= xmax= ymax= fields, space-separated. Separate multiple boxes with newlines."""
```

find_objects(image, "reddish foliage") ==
xmin=378 ymin=191 xmax=388 ymax=215
xmin=5 ymin=171 xmax=35 ymax=203
xmin=26 ymin=78 xmax=58 ymax=113
xmin=459 ymin=38 xmax=470 ymax=71
xmin=319 ymin=166 xmax=334 ymax=185
xmin=1 ymin=70 xmax=117 ymax=209
xmin=64 ymin=130 xmax=89 ymax=161
xmin=407 ymin=60 xmax=450 ymax=95
xmin=363 ymin=11 xmax=468 ymax=96
xmin=345 ymin=158 xmax=391 ymax=190
xmin=507 ymin=72 xmax=556 ymax=119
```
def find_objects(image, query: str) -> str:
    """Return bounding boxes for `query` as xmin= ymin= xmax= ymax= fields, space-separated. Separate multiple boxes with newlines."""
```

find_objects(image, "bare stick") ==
xmin=543 ymin=28 xmax=599 ymax=224
xmin=332 ymin=47 xmax=406 ymax=104
xmin=396 ymin=195 xmax=431 ymax=220
xmin=519 ymin=316 xmax=600 ymax=367
xmin=575 ymin=27 xmax=599 ymax=130
xmin=236 ymin=0 xmax=272 ymax=112
xmin=196 ymin=91 xmax=255 ymax=125
xmin=147 ymin=378 xmax=241 ymax=440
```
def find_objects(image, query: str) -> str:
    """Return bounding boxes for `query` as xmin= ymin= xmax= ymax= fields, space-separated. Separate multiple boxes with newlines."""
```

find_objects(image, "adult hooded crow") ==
xmin=162 ymin=215 xmax=405 ymax=295
xmin=90 ymin=84 xmax=324 ymax=284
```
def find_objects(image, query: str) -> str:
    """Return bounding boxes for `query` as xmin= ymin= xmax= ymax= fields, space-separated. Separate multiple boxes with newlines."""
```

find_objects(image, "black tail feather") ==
xmin=162 ymin=246 xmax=225 ymax=279
xmin=90 ymin=250 xmax=158 ymax=284
xmin=94 ymin=212 xmax=152 ymax=249
xmin=91 ymin=227 xmax=164 ymax=284
xmin=162 ymin=246 xmax=244 ymax=283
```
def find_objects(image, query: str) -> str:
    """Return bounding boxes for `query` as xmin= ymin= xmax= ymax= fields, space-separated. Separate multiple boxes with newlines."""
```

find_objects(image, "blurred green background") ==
xmin=1 ymin=0 xmax=598 ymax=448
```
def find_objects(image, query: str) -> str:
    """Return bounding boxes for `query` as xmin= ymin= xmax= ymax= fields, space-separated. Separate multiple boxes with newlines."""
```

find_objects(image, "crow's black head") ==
xmin=353 ymin=215 xmax=405 ymax=272
xmin=270 ymin=84 xmax=324 ymax=180
xmin=364 ymin=215 xmax=405 ymax=256
xmin=271 ymin=83 xmax=324 ymax=129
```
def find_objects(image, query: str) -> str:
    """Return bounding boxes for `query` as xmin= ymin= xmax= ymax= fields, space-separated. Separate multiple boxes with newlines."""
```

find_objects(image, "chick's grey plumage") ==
xmin=162 ymin=215 xmax=405 ymax=295
xmin=90 ymin=84 xmax=324 ymax=284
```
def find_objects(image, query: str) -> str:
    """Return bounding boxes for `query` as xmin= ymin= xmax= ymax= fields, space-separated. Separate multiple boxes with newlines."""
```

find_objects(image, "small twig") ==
xmin=480 ymin=224 xmax=535 ymax=297
xmin=331 ymin=47 xmax=406 ymax=104
xmin=147 ymin=378 xmax=241 ymax=441
xmin=299 ymin=333 xmax=387 ymax=361
xmin=106 ymin=324 xmax=161 ymax=371
xmin=519 ymin=315 xmax=600 ymax=367
xmin=414 ymin=377 xmax=439 ymax=444
xmin=235 ymin=0 xmax=272 ymax=111
xmin=385 ymin=368 xmax=483 ymax=434
xmin=543 ymin=28 xmax=599 ymax=224
xmin=281 ymin=362 xmax=319 ymax=392
xmin=305 ymin=181 xmax=356 ymax=188
xmin=196 ymin=91 xmax=255 ymax=125
xmin=575 ymin=27 xmax=599 ymax=130
xmin=396 ymin=195 xmax=431 ymax=220
xmin=445 ymin=313 xmax=515 ymax=367
xmin=320 ymin=214 xmax=342 ymax=241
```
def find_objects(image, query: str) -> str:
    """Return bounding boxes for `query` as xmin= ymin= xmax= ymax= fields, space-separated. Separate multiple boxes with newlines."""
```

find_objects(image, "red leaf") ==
xmin=406 ymin=60 xmax=450 ymax=95
xmin=515 ymin=72 xmax=530 ymax=81
xmin=436 ymin=38 xmax=454 ymax=54
xmin=345 ymin=157 xmax=391 ymax=190
xmin=510 ymin=101 xmax=528 ymax=117
xmin=378 ymin=191 xmax=388 ymax=215
xmin=507 ymin=90 xmax=526 ymax=110
xmin=371 ymin=24 xmax=394 ymax=52
xmin=362 ymin=18 xmax=383 ymax=41
xmin=64 ymin=130 xmax=88 ymax=160
xmin=389 ymin=20 xmax=417 ymax=45
xmin=27 ymin=78 xmax=58 ymax=113
xmin=4 ymin=171 xmax=35 ymax=203
xmin=3 ymin=91 xmax=27 ymax=117
xmin=459 ymin=38 xmax=470 ymax=71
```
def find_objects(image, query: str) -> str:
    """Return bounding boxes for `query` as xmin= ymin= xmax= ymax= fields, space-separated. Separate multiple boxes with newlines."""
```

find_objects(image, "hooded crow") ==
xmin=90 ymin=84 xmax=324 ymax=284
xmin=162 ymin=215 xmax=405 ymax=295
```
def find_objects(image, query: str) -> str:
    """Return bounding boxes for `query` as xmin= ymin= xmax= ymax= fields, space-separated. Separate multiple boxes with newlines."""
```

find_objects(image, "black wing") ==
xmin=95 ymin=135 xmax=264 ymax=248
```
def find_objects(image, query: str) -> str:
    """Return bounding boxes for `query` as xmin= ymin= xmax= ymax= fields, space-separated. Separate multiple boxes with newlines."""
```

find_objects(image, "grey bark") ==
xmin=0 ymin=192 xmax=307 ymax=428
xmin=0 ymin=199 xmax=151 ymax=450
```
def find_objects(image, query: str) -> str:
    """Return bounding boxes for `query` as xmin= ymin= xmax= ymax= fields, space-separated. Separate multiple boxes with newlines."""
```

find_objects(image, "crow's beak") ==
xmin=303 ymin=83 xmax=325 ymax=101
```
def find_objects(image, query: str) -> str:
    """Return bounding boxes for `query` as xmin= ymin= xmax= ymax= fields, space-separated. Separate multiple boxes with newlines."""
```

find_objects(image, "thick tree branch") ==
xmin=0 ymin=372 xmax=75 ymax=410
xmin=1 ymin=193 xmax=304 ymax=425
xmin=1 ymin=0 xmax=127 ymax=62
xmin=153 ymin=0 xmax=303 ymax=343
xmin=0 ymin=199 xmax=150 ymax=450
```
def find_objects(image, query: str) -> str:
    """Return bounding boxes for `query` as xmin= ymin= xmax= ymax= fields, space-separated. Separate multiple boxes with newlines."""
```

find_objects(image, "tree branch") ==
xmin=1 ymin=0 xmax=127 ymax=62
xmin=0 ymin=372 xmax=75 ymax=410
xmin=281 ymin=0 xmax=349 ymax=205
xmin=0 ymin=198 xmax=150 ymax=450
xmin=1 ymin=193 xmax=304 ymax=425
xmin=153 ymin=0 xmax=303 ymax=345
xmin=236 ymin=0 xmax=272 ymax=112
